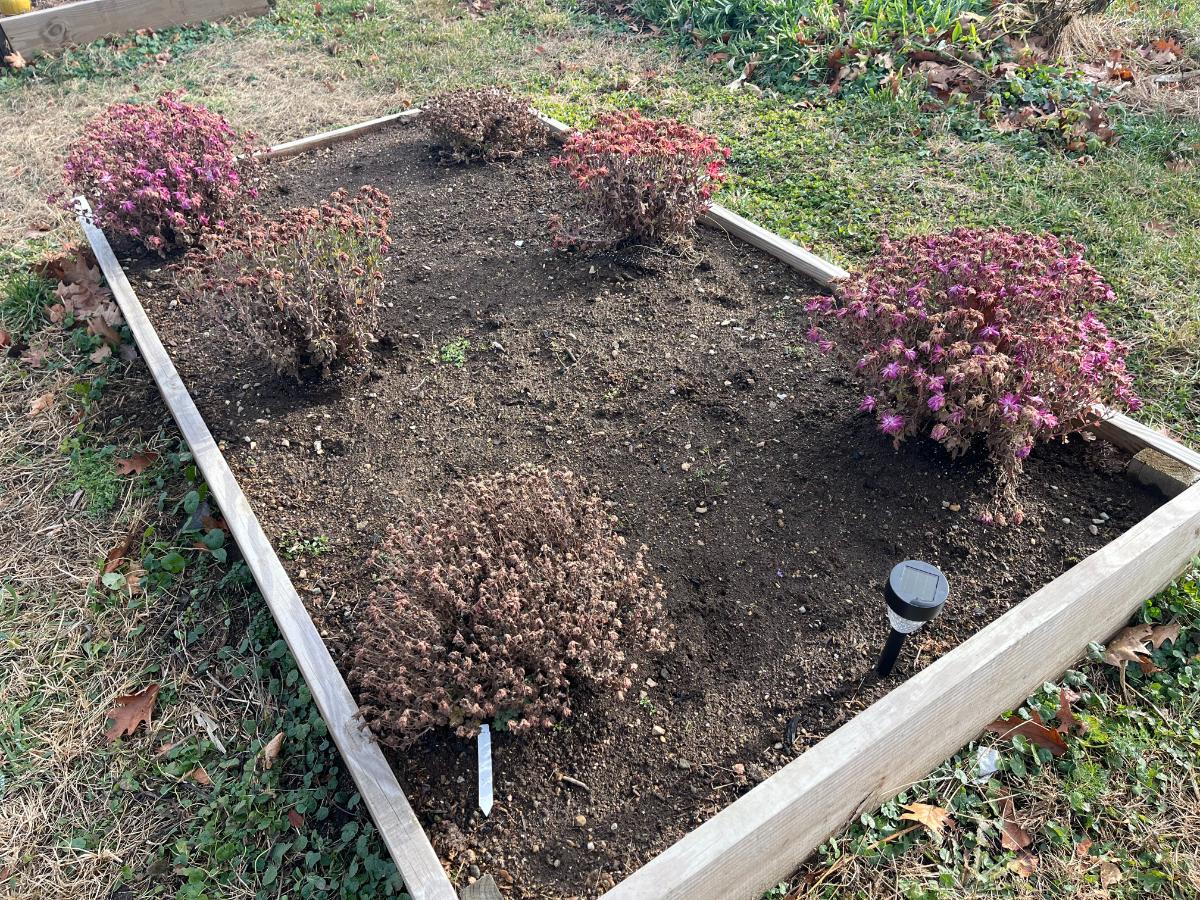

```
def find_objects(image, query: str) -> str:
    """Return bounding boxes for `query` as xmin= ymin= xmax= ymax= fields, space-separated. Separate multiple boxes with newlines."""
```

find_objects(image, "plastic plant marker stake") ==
xmin=478 ymin=724 xmax=494 ymax=817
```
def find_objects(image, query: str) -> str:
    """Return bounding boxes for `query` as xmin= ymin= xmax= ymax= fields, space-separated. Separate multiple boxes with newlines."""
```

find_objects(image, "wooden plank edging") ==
xmin=73 ymin=198 xmax=459 ymax=900
xmin=1 ymin=0 xmax=269 ymax=57
xmin=261 ymin=109 xmax=423 ymax=160
xmin=601 ymin=482 xmax=1200 ymax=899
xmin=1094 ymin=407 xmax=1200 ymax=472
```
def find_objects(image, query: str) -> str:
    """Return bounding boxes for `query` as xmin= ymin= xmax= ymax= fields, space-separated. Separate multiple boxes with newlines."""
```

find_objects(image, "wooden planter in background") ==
xmin=75 ymin=110 xmax=1200 ymax=900
xmin=1 ymin=0 xmax=269 ymax=58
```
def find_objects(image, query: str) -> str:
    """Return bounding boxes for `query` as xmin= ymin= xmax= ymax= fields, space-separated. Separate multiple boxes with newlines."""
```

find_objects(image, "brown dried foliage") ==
xmin=180 ymin=186 xmax=391 ymax=380
xmin=420 ymin=87 xmax=547 ymax=163
xmin=351 ymin=468 xmax=671 ymax=746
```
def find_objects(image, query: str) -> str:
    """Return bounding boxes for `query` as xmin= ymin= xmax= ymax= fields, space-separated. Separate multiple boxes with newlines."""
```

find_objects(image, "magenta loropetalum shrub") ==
xmin=806 ymin=227 xmax=1141 ymax=523
xmin=351 ymin=468 xmax=672 ymax=746
xmin=62 ymin=92 xmax=259 ymax=254
xmin=183 ymin=186 xmax=392 ymax=380
xmin=550 ymin=110 xmax=730 ymax=250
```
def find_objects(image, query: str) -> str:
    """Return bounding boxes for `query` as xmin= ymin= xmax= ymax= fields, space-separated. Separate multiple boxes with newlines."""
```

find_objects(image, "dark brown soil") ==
xmin=129 ymin=125 xmax=1162 ymax=899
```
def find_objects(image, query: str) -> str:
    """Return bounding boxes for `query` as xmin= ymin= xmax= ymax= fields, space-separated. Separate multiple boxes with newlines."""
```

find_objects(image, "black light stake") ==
xmin=876 ymin=560 xmax=949 ymax=678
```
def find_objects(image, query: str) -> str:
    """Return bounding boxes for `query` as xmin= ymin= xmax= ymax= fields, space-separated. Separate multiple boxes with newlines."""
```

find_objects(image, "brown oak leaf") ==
xmin=29 ymin=392 xmax=55 ymax=416
xmin=183 ymin=766 xmax=212 ymax=785
xmin=260 ymin=731 xmax=284 ymax=770
xmin=1100 ymin=860 xmax=1122 ymax=886
xmin=899 ymin=802 xmax=953 ymax=836
xmin=1008 ymin=849 xmax=1038 ymax=877
xmin=1149 ymin=621 xmax=1181 ymax=649
xmin=286 ymin=809 xmax=305 ymax=828
xmin=104 ymin=684 xmax=160 ymax=742
xmin=115 ymin=451 xmax=159 ymax=476
xmin=1104 ymin=623 xmax=1153 ymax=671
xmin=986 ymin=710 xmax=1069 ymax=756
xmin=999 ymin=796 xmax=1033 ymax=851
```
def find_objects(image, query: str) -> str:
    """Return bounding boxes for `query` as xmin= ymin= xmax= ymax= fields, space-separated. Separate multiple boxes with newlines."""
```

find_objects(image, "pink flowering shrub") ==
xmin=63 ymin=92 xmax=259 ymax=255
xmin=181 ymin=186 xmax=391 ymax=380
xmin=550 ymin=110 xmax=730 ymax=250
xmin=806 ymin=227 xmax=1141 ymax=523
xmin=351 ymin=468 xmax=672 ymax=746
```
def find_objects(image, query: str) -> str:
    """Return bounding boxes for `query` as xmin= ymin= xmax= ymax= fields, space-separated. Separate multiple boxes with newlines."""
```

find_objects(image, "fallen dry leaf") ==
xmin=1076 ymin=836 xmax=1093 ymax=857
xmin=88 ymin=317 xmax=121 ymax=347
xmin=1104 ymin=623 xmax=1153 ymax=671
xmin=104 ymin=684 xmax=160 ymax=742
xmin=1100 ymin=859 xmax=1122 ymax=886
xmin=986 ymin=710 xmax=1069 ymax=757
xmin=1008 ymin=849 xmax=1038 ymax=877
xmin=260 ymin=731 xmax=284 ymax=770
xmin=154 ymin=741 xmax=178 ymax=757
xmin=899 ymin=802 xmax=953 ymax=836
xmin=999 ymin=796 xmax=1033 ymax=851
xmin=29 ymin=392 xmax=55 ymax=416
xmin=0 ymin=328 xmax=11 ymax=350
xmin=183 ymin=766 xmax=212 ymax=786
xmin=96 ymin=526 xmax=140 ymax=588
xmin=1149 ymin=621 xmax=1181 ymax=649
xmin=3 ymin=50 xmax=26 ymax=70
xmin=286 ymin=809 xmax=305 ymax=828
xmin=115 ymin=451 xmax=159 ymax=476
xmin=1056 ymin=686 xmax=1084 ymax=735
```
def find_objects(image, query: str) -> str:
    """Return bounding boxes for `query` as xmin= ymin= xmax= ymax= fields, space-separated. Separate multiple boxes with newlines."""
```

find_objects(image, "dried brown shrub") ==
xmin=420 ymin=87 xmax=547 ymax=163
xmin=180 ymin=185 xmax=391 ymax=380
xmin=351 ymin=468 xmax=671 ymax=746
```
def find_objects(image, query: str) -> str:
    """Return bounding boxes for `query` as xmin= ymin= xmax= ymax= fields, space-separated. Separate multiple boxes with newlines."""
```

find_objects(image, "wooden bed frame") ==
xmin=75 ymin=109 xmax=1200 ymax=900
xmin=1 ymin=0 xmax=268 ymax=59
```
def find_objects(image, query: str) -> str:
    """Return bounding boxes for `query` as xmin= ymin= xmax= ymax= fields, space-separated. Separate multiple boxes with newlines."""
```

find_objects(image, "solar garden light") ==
xmin=876 ymin=560 xmax=949 ymax=678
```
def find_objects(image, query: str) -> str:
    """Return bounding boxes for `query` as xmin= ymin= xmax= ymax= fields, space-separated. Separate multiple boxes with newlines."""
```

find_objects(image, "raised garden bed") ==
xmin=0 ymin=0 xmax=268 ymax=58
xmin=77 ymin=112 xmax=1200 ymax=900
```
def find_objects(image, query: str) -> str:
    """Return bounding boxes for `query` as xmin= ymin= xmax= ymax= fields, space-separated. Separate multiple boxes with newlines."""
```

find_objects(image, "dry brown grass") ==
xmin=0 ymin=33 xmax=397 ymax=246
xmin=1057 ymin=13 xmax=1200 ymax=118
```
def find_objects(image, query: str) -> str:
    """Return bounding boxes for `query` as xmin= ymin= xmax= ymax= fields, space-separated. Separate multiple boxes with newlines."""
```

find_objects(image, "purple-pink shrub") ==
xmin=63 ymin=92 xmax=259 ymax=254
xmin=806 ymin=227 xmax=1141 ymax=523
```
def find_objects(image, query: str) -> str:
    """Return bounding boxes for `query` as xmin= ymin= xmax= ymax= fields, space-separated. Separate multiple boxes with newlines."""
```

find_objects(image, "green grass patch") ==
xmin=0 ymin=271 xmax=53 ymax=337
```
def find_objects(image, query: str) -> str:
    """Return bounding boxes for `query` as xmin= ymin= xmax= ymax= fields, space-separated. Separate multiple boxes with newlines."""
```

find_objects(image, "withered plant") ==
xmin=351 ymin=468 xmax=671 ymax=745
xmin=181 ymin=186 xmax=392 ymax=380
xmin=421 ymin=87 xmax=547 ymax=163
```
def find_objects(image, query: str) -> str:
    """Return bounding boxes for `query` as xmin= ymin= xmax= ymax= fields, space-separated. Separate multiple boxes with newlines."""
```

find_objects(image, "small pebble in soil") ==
xmin=1062 ymin=517 xmax=1071 ymax=524
xmin=652 ymin=725 xmax=666 ymax=736
xmin=678 ymin=759 xmax=692 ymax=770
xmin=574 ymin=815 xmax=586 ymax=827
xmin=1089 ymin=524 xmax=1099 ymax=536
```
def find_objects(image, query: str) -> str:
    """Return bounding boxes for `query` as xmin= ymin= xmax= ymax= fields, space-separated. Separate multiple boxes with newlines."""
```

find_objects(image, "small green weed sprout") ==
xmin=434 ymin=337 xmax=470 ymax=368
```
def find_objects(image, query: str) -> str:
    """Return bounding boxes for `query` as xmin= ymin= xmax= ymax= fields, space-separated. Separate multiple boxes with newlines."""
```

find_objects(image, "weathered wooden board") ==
xmin=602 ymin=481 xmax=1200 ymax=899
xmin=74 ymin=199 xmax=459 ymax=900
xmin=1094 ymin=407 xmax=1200 ymax=472
xmin=2 ymin=0 xmax=269 ymax=57
xmin=262 ymin=109 xmax=422 ymax=160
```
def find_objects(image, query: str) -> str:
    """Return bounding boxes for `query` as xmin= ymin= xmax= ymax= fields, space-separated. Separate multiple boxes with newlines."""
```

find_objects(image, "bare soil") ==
xmin=129 ymin=124 xmax=1162 ymax=899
